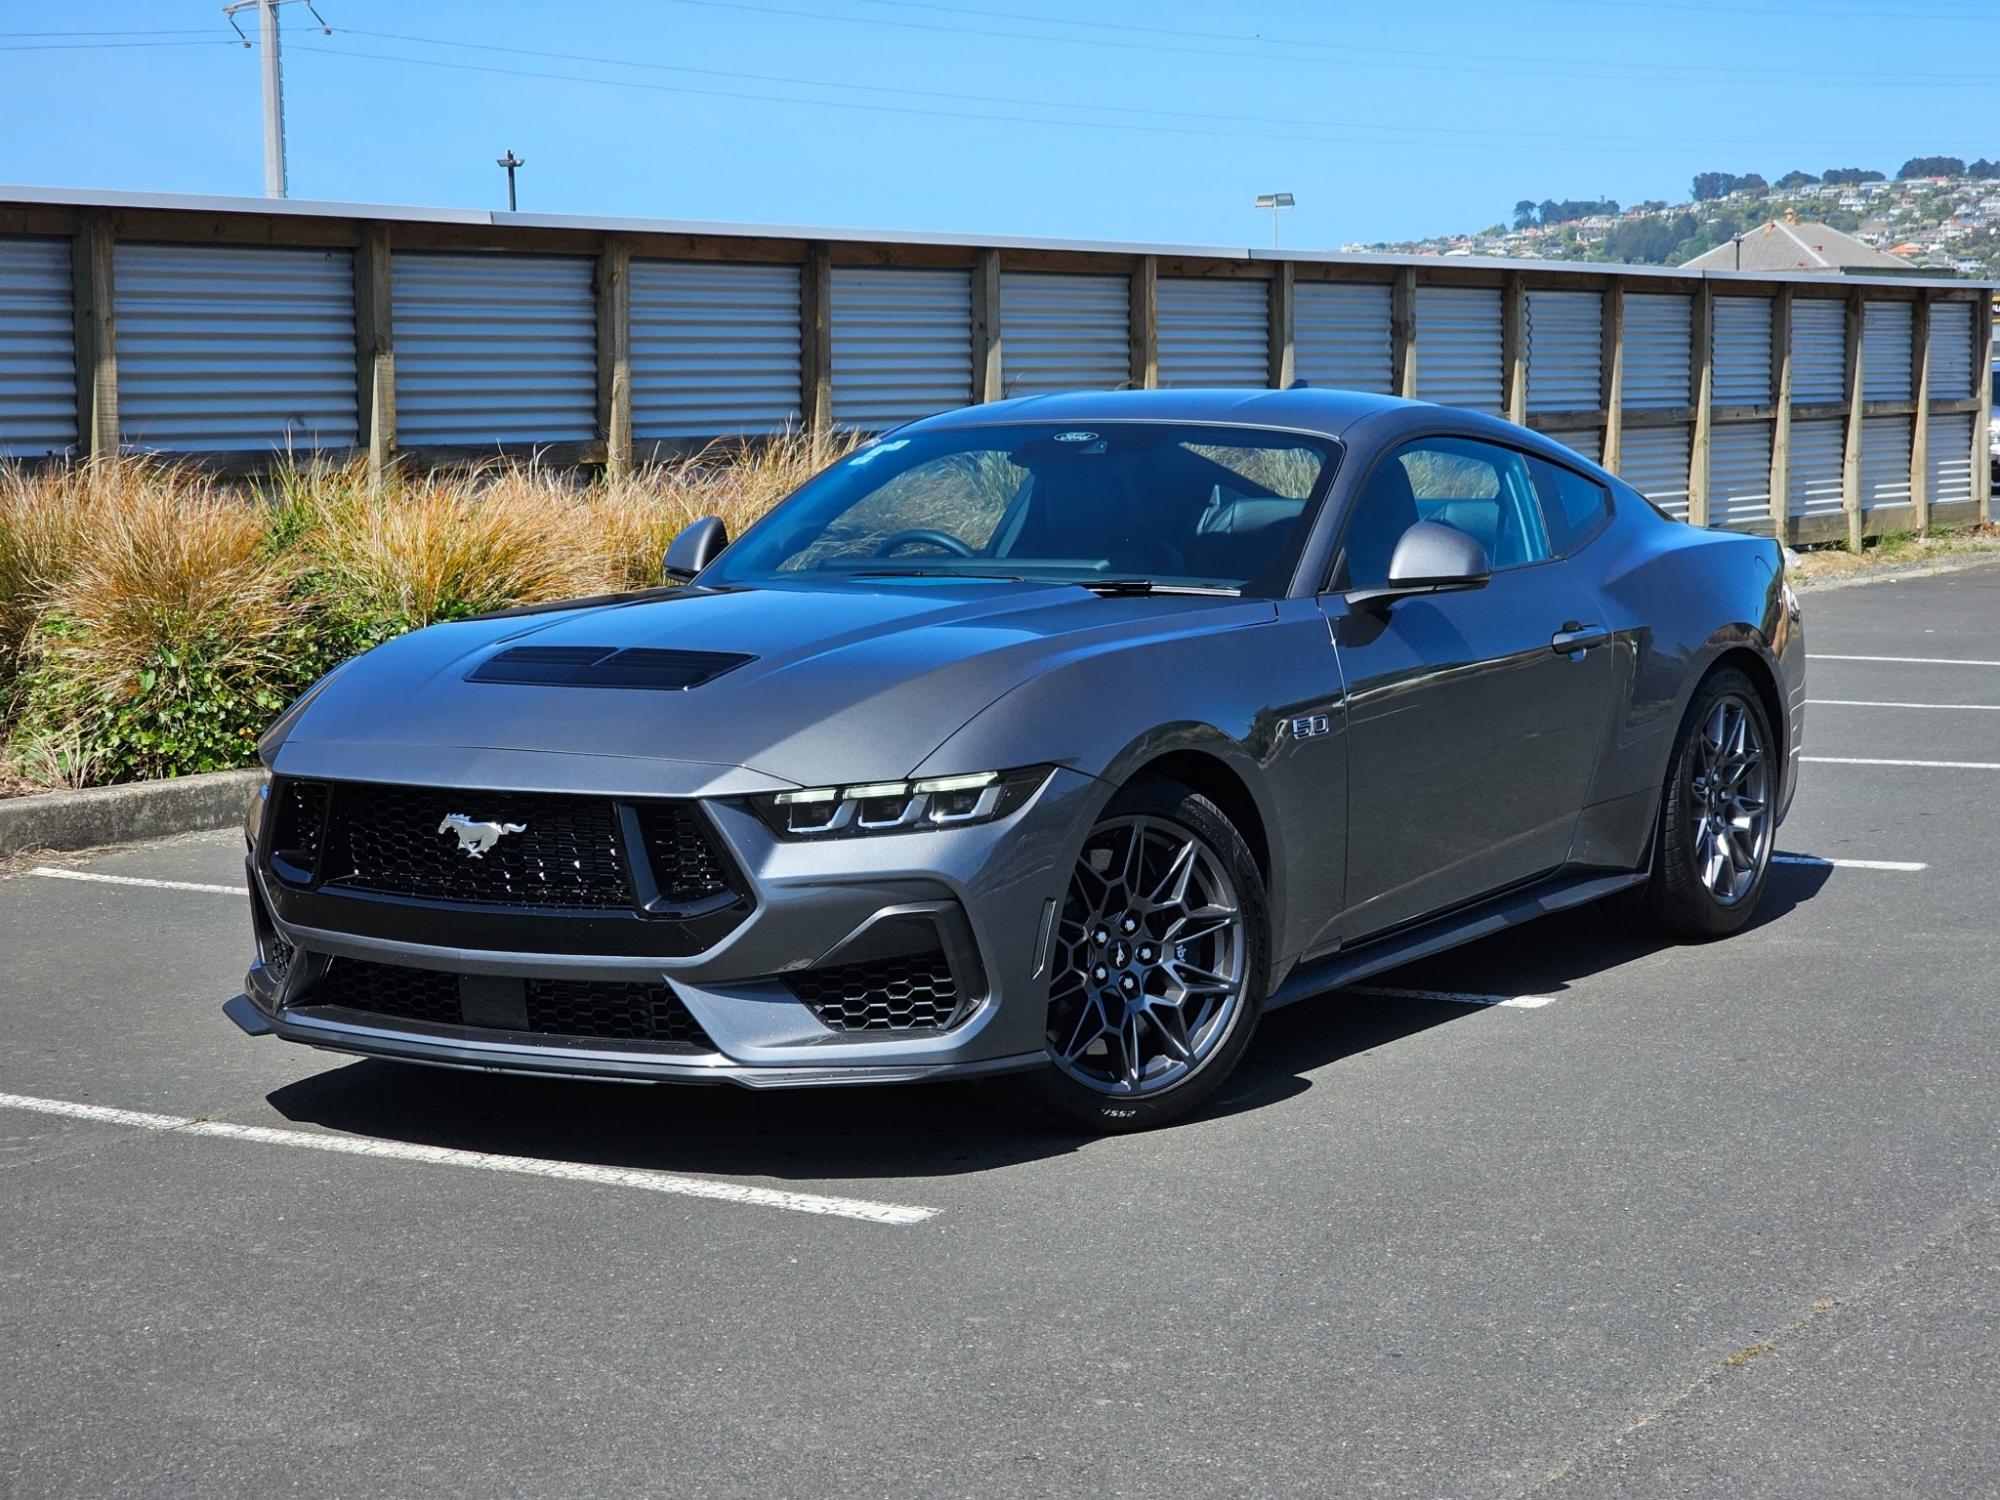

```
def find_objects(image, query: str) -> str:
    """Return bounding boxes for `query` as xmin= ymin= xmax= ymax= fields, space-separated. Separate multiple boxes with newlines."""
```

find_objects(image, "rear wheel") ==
xmin=1004 ymin=778 xmax=1268 ymax=1134
xmin=1617 ymin=667 xmax=1776 ymax=940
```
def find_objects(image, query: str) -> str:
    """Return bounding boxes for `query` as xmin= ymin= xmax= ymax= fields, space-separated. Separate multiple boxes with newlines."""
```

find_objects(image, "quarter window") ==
xmin=1341 ymin=437 xmax=1550 ymax=589
xmin=1528 ymin=456 xmax=1612 ymax=555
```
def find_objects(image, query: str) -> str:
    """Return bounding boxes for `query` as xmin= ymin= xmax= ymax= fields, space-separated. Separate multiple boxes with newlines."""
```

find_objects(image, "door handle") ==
xmin=1550 ymin=622 xmax=1611 ymax=656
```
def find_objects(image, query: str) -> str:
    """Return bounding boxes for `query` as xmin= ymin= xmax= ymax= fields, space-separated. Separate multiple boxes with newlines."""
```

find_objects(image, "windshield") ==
xmin=703 ymin=422 xmax=1341 ymax=595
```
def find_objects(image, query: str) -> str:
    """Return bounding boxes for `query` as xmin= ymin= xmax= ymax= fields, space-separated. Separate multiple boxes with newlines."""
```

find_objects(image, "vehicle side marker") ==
xmin=0 ymin=1091 xmax=941 ymax=1227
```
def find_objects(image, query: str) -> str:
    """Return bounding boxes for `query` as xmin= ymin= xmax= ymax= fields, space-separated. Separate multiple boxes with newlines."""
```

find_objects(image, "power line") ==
xmin=0 ymin=39 xmax=240 ymax=52
xmin=291 ymin=42 xmax=2000 ymax=158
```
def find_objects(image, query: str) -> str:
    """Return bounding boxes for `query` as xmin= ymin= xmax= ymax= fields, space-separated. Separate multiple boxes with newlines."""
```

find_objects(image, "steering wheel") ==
xmin=873 ymin=528 xmax=977 ymax=559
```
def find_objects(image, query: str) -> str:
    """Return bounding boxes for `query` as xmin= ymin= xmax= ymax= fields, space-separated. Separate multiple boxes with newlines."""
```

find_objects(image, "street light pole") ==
xmin=1255 ymin=192 xmax=1297 ymax=250
xmin=497 ymin=150 xmax=525 ymax=212
xmin=222 ymin=0 xmax=330 ymax=200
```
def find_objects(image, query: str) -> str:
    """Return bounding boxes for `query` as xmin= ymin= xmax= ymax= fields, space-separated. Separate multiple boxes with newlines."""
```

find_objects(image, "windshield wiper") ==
xmin=1078 ymin=578 xmax=1240 ymax=597
xmin=847 ymin=568 xmax=1026 ymax=581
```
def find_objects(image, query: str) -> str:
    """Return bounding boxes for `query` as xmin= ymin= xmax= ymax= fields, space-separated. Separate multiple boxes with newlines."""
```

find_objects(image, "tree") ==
xmin=1822 ymin=167 xmax=1887 ymax=186
xmin=1737 ymin=173 xmax=1769 ymax=195
xmin=1692 ymin=171 xmax=1737 ymax=201
xmin=1897 ymin=156 xmax=1966 ymax=180
xmin=1775 ymin=170 xmax=1820 ymax=189
xmin=1513 ymin=199 xmax=1537 ymax=229
xmin=1970 ymin=159 xmax=2000 ymax=181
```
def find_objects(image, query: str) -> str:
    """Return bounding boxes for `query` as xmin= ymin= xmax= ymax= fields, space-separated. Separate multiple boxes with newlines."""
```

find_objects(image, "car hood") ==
xmin=269 ymin=577 xmax=1273 ymax=793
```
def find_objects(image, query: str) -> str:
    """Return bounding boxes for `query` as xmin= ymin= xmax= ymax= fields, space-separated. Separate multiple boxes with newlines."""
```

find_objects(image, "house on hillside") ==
xmin=1681 ymin=217 xmax=1925 ymax=275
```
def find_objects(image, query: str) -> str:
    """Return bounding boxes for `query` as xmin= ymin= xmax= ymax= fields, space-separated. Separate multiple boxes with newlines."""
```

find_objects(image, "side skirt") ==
xmin=1264 ymin=869 xmax=1646 ymax=1011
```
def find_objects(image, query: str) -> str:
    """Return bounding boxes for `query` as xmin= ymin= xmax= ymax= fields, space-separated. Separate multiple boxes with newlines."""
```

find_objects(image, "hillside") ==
xmin=1344 ymin=162 xmax=2000 ymax=276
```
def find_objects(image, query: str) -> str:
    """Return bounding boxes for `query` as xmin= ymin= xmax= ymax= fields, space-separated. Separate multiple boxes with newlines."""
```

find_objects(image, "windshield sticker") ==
xmin=1053 ymin=431 xmax=1100 ymax=443
xmin=846 ymin=439 xmax=910 ymax=467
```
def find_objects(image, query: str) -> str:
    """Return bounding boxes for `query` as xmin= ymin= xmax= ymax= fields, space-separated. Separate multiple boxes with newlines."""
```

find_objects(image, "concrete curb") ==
xmin=0 ymin=768 xmax=261 ymax=858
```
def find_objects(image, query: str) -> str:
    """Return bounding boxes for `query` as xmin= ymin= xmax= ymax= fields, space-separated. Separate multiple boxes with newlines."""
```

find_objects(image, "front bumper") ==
xmin=233 ymin=767 xmax=1104 ymax=1087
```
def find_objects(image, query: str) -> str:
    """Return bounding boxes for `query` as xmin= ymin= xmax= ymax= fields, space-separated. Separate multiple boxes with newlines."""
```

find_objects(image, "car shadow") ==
xmin=264 ymin=859 xmax=1833 ymax=1180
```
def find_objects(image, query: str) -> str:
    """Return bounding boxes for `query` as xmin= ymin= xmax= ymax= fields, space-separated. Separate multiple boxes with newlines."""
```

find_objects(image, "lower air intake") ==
xmin=786 ymin=950 xmax=964 ymax=1032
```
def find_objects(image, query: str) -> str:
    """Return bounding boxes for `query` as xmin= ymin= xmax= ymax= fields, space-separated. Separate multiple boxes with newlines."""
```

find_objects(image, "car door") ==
xmin=1325 ymin=433 xmax=1614 ymax=942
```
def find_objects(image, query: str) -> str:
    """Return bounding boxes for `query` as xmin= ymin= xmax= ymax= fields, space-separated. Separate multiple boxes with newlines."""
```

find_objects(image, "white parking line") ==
xmin=0 ymin=1091 xmax=940 ymax=1227
xmin=1772 ymin=854 xmax=1928 ymax=872
xmin=27 ymin=867 xmax=240 ymax=896
xmin=1803 ymin=755 xmax=2000 ymax=771
xmin=1345 ymin=985 xmax=1556 ymax=1010
xmin=1810 ymin=654 xmax=2000 ymax=668
xmin=1808 ymin=698 xmax=2000 ymax=712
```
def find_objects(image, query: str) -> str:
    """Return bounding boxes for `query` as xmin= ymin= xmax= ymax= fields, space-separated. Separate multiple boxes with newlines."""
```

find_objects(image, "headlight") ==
xmin=751 ymin=765 xmax=1051 ymax=839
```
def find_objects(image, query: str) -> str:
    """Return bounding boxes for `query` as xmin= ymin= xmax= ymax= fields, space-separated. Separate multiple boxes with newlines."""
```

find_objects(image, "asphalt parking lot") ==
xmin=4 ymin=562 xmax=1999 ymax=1499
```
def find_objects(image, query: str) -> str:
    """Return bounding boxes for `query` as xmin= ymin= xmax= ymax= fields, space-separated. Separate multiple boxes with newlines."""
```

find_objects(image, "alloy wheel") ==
xmin=1048 ymin=815 xmax=1249 ymax=1095
xmin=1688 ymin=694 xmax=1771 ymax=906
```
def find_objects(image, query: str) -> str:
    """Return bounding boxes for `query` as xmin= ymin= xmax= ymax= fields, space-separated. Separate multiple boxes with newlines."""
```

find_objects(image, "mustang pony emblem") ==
xmin=438 ymin=814 xmax=526 ymax=858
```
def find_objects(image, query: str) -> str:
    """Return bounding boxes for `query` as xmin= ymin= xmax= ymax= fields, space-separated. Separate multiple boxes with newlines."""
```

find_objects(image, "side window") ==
xmin=1340 ymin=437 xmax=1549 ymax=588
xmin=1528 ymin=456 xmax=1612 ymax=555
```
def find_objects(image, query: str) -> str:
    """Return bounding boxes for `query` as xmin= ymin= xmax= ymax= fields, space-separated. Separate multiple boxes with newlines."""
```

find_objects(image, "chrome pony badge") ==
xmin=438 ymin=813 xmax=526 ymax=859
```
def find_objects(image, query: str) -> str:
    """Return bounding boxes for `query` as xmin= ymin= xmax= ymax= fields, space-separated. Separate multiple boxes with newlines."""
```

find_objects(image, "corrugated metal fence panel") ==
xmin=1414 ymin=285 xmax=1503 ymax=414
xmin=1862 ymin=301 xmax=1914 ymax=402
xmin=830 ymin=267 xmax=972 ymax=428
xmin=1623 ymin=293 xmax=1691 ymax=410
xmin=1157 ymin=278 xmax=1268 ymax=388
xmin=1788 ymin=419 xmax=1846 ymax=519
xmin=1928 ymin=412 xmax=1974 ymax=505
xmin=1860 ymin=415 xmax=1912 ymax=509
xmin=1712 ymin=296 xmax=1773 ymax=406
xmin=1293 ymin=281 xmax=1392 ymax=394
xmin=1791 ymin=299 xmax=1847 ymax=405
xmin=0 ymin=238 xmax=77 ymax=458
xmin=1556 ymin=428 xmax=1602 ymax=465
xmin=116 ymin=244 xmax=357 ymax=452
xmin=1928 ymin=301 xmax=1976 ymax=398
xmin=1619 ymin=425 xmax=1692 ymax=520
xmin=1526 ymin=290 xmax=1600 ymax=413
xmin=998 ymin=272 xmax=1128 ymax=397
xmin=393 ymin=252 xmax=596 ymax=446
xmin=1709 ymin=422 xmax=1775 ymax=533
xmin=630 ymin=259 xmax=800 ymax=440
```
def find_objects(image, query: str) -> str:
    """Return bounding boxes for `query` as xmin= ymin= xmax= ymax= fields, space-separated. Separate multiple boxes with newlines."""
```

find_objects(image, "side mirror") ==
xmin=662 ymin=516 xmax=729 ymax=582
xmin=1347 ymin=521 xmax=1491 ymax=609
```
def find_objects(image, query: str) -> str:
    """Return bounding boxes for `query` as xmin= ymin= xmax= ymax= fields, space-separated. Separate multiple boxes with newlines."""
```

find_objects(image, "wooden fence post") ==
xmin=1391 ymin=267 xmax=1417 ymax=399
xmin=595 ymin=236 xmax=632 ymax=475
xmin=1689 ymin=280 xmax=1713 ymax=528
xmin=70 ymin=210 xmax=118 ymax=463
xmin=1909 ymin=292 xmax=1931 ymax=533
xmin=971 ymin=247 xmax=1002 ymax=402
xmin=1601 ymin=281 xmax=1624 ymax=474
xmin=1842 ymin=288 xmax=1866 ymax=551
xmin=354 ymin=223 xmax=395 ymax=489
xmin=1502 ymin=272 xmax=1526 ymax=426
xmin=1769 ymin=285 xmax=1793 ymax=544
xmin=1268 ymin=261 xmax=1295 ymax=389
xmin=801 ymin=242 xmax=833 ymax=436
xmin=1129 ymin=255 xmax=1158 ymax=390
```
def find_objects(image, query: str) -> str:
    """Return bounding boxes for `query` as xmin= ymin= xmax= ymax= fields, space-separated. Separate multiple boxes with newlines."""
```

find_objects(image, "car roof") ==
xmin=905 ymin=386 xmax=1410 ymax=440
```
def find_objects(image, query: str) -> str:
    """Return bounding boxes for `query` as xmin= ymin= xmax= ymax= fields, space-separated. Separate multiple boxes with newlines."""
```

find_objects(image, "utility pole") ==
xmin=497 ymin=150 xmax=525 ymax=212
xmin=222 ymin=0 xmax=329 ymax=199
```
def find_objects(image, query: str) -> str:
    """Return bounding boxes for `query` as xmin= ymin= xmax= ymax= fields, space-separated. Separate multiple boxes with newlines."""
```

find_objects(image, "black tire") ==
xmin=1615 ymin=667 xmax=1776 ymax=941
xmin=1001 ymin=776 xmax=1270 ymax=1134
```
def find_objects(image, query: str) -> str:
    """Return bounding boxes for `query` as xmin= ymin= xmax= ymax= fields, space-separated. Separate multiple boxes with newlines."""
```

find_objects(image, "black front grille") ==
xmin=309 ymin=958 xmax=715 ymax=1051
xmin=788 ymin=950 xmax=963 ymax=1032
xmin=316 ymin=957 xmax=462 ymax=1026
xmin=525 ymin=978 xmax=710 ymax=1047
xmin=637 ymin=803 xmax=734 ymax=908
xmin=322 ymin=783 xmax=632 ymax=909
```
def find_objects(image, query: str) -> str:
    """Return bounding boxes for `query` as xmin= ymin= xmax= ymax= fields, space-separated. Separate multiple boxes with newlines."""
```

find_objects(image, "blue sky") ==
xmin=2 ymin=0 xmax=1995 ymax=247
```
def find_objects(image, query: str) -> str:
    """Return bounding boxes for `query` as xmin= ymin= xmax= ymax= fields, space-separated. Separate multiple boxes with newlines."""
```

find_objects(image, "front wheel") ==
xmin=1617 ymin=667 xmax=1777 ymax=940
xmin=1002 ymin=778 xmax=1269 ymax=1133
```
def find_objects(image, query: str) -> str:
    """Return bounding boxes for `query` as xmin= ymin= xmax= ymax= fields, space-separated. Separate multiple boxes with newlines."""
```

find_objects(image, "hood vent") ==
xmin=467 ymin=645 xmax=754 ymax=690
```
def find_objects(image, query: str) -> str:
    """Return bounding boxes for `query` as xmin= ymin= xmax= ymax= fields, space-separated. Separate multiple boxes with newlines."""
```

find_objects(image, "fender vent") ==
xmin=468 ymin=645 xmax=753 ymax=689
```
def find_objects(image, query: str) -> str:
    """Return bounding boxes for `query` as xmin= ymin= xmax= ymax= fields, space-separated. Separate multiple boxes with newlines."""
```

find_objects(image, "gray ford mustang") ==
xmin=229 ymin=388 xmax=1805 ymax=1131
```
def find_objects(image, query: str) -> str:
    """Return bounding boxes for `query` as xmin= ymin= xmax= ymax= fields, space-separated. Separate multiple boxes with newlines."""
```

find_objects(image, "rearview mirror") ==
xmin=1347 ymin=521 xmax=1491 ymax=609
xmin=662 ymin=516 xmax=729 ymax=582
